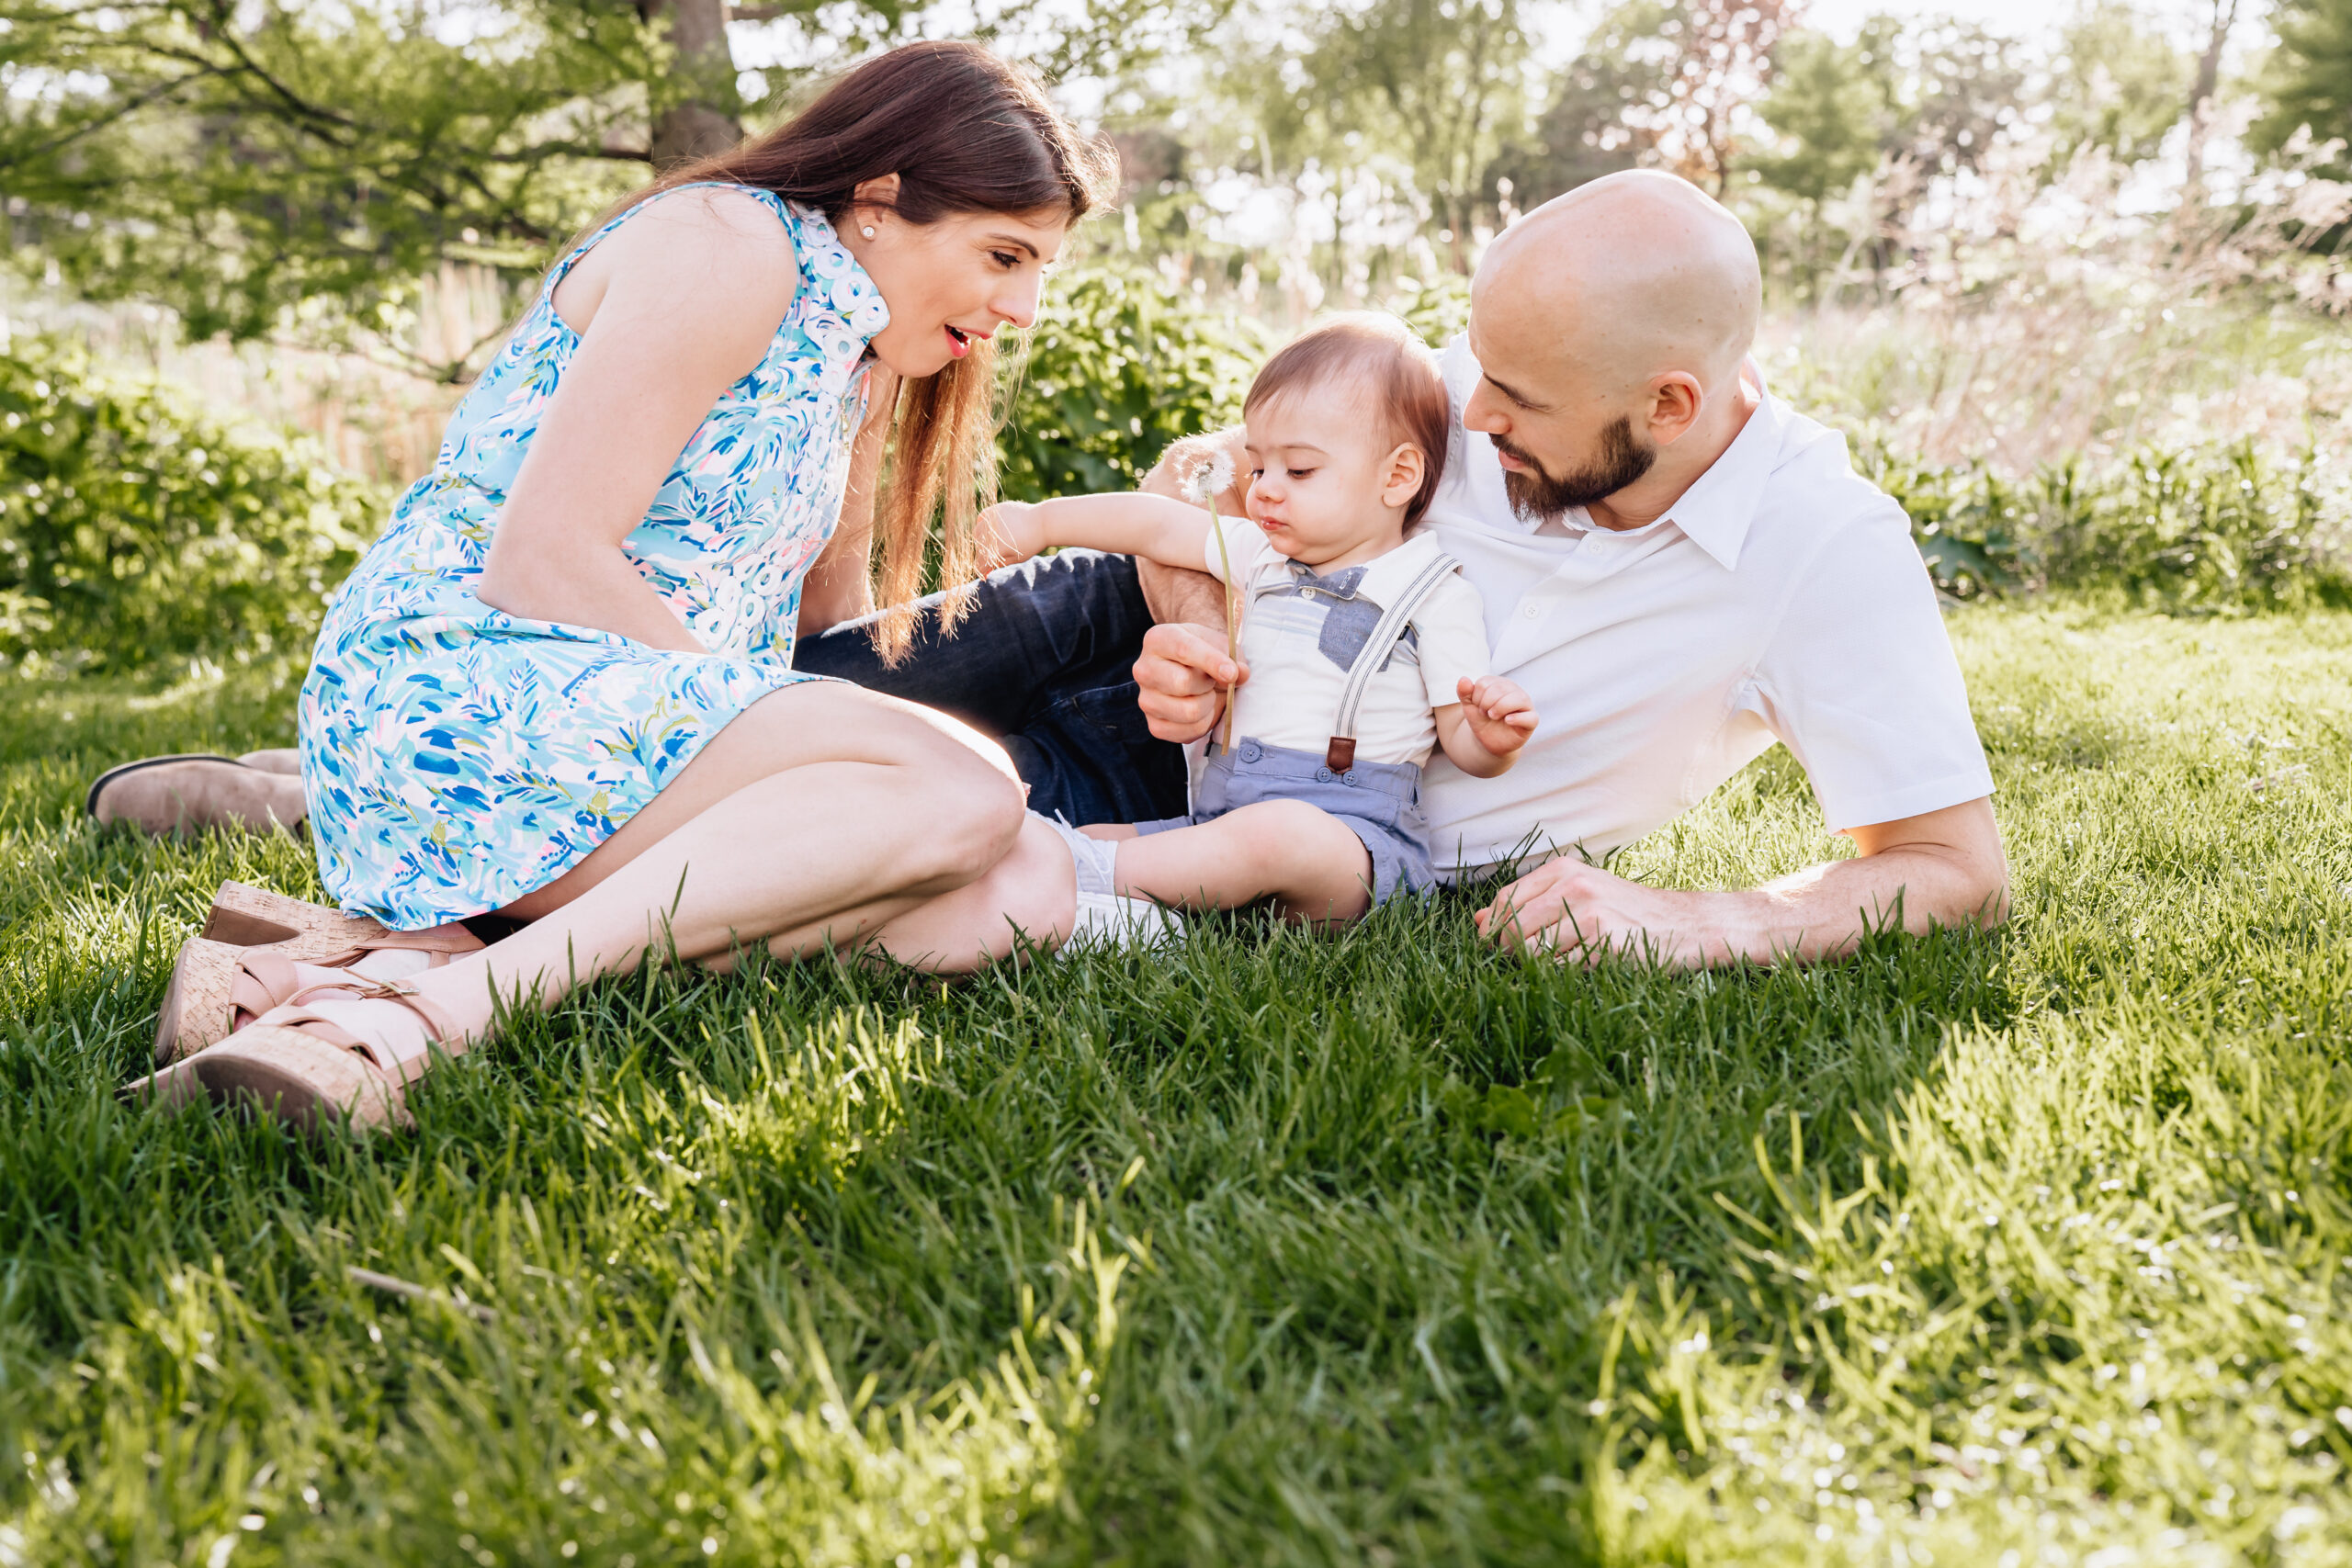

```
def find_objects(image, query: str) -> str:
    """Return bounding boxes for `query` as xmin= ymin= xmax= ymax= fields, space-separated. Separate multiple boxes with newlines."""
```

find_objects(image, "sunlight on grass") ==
xmin=1 ymin=603 xmax=2346 ymax=1564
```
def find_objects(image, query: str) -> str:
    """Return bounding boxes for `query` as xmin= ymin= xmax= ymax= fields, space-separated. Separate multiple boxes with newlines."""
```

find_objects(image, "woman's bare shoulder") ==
xmin=608 ymin=186 xmax=800 ymax=288
xmin=558 ymin=186 xmax=803 ymax=347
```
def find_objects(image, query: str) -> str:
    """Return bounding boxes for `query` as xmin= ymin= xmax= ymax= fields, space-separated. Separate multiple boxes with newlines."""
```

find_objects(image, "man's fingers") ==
xmin=1141 ymin=622 xmax=1245 ymax=687
xmin=1135 ymin=621 xmax=1246 ymax=744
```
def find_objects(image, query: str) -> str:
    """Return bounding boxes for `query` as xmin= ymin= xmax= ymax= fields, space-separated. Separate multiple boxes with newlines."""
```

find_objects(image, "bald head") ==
xmin=1475 ymin=170 xmax=1761 ymax=400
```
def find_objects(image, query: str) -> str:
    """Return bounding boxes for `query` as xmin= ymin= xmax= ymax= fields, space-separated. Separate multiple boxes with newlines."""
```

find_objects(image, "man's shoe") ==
xmin=86 ymin=755 xmax=308 ymax=836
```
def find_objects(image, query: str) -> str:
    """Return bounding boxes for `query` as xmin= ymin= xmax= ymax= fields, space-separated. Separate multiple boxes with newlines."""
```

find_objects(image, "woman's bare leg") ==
xmin=1112 ymin=799 xmax=1374 ymax=924
xmin=860 ymin=812 xmax=1084 ymax=969
xmin=293 ymin=682 xmax=1036 ymax=1060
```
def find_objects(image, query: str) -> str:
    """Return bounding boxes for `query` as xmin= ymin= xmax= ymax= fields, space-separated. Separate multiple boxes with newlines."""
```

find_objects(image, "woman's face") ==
xmin=845 ymin=180 xmax=1069 ymax=378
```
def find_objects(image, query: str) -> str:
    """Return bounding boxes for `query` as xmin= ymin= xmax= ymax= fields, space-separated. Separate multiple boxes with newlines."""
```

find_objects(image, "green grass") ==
xmin=1 ymin=604 xmax=2347 ymax=1566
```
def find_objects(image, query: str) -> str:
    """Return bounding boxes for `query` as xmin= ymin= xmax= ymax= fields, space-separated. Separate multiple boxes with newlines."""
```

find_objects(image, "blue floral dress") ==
xmin=298 ymin=186 xmax=889 ymax=928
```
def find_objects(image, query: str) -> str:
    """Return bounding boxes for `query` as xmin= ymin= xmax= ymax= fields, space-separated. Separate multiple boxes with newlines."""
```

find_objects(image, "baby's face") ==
xmin=1241 ymin=379 xmax=1419 ymax=570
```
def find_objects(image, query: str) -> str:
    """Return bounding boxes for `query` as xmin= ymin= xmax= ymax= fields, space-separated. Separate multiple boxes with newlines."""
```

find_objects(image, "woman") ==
xmin=140 ymin=41 xmax=1110 ymax=1130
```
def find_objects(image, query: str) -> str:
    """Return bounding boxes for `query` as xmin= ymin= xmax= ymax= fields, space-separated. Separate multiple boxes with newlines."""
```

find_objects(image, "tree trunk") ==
xmin=641 ymin=0 xmax=741 ymax=169
xmin=2181 ymin=0 xmax=2238 ymax=207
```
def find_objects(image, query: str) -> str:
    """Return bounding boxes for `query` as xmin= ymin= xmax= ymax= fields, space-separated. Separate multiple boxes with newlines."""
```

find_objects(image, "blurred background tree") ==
xmin=3 ymin=0 xmax=2351 ymax=675
xmin=0 ymin=0 xmax=1195 ymax=377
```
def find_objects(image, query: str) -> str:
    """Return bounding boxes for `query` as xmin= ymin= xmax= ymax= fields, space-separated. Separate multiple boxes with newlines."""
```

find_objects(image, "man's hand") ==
xmin=975 ymin=501 xmax=1046 ymax=572
xmin=1134 ymin=621 xmax=1248 ymax=745
xmin=1476 ymin=858 xmax=1727 ymax=965
xmin=1475 ymin=797 xmax=2009 ymax=969
xmin=1457 ymin=675 xmax=1539 ymax=757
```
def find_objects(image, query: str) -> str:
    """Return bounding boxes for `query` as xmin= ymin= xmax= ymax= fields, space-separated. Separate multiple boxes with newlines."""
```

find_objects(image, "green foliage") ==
xmin=2256 ymin=0 xmax=2352 ymax=168
xmin=4 ymin=607 xmax=2352 ymax=1558
xmin=0 ymin=337 xmax=378 ymax=674
xmin=2043 ymin=1 xmax=2193 ymax=167
xmin=1866 ymin=438 xmax=2352 ymax=610
xmin=0 ymin=1 xmax=1221 ymax=370
xmin=997 ymin=265 xmax=1266 ymax=500
xmin=0 ymin=3 xmax=654 ymax=358
xmin=1748 ymin=29 xmax=1888 ymax=204
xmin=1485 ymin=0 xmax=1670 ymax=205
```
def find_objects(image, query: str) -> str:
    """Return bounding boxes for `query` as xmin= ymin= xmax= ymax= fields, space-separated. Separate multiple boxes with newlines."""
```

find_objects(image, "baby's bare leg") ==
xmin=1113 ymin=799 xmax=1374 ymax=924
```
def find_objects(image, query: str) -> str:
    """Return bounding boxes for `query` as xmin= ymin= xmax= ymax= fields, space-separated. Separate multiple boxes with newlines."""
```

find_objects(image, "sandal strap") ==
xmin=226 ymin=921 xmax=483 ymax=1025
xmin=261 ymin=979 xmax=464 ymax=1086
xmin=230 ymin=952 xmax=305 ymax=1023
xmin=352 ymin=923 xmax=486 ymax=959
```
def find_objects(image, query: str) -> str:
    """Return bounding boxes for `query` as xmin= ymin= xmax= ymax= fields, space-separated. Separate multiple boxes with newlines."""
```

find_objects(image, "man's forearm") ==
xmin=1700 ymin=840 xmax=2009 ymax=964
xmin=1136 ymin=555 xmax=1228 ymax=632
xmin=1479 ymin=798 xmax=2008 ymax=968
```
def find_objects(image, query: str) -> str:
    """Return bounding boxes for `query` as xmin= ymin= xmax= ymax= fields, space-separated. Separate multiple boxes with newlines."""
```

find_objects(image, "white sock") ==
xmin=1033 ymin=813 xmax=1183 ymax=952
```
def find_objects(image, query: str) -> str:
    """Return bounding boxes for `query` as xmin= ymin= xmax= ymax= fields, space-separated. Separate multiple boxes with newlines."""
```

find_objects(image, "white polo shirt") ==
xmin=1419 ymin=335 xmax=1995 ymax=876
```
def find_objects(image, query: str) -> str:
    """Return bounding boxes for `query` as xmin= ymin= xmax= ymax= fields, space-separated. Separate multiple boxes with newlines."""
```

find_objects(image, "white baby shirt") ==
xmin=1202 ymin=516 xmax=1492 ymax=770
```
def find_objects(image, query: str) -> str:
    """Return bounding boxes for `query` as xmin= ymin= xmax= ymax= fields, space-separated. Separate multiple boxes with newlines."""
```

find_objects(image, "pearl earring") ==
xmin=861 ymin=225 xmax=875 ymax=239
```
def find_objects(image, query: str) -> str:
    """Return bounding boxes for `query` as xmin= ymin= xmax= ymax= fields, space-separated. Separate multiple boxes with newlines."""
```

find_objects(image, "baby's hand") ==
xmin=976 ymin=501 xmax=1046 ymax=570
xmin=1457 ymin=675 xmax=1539 ymax=756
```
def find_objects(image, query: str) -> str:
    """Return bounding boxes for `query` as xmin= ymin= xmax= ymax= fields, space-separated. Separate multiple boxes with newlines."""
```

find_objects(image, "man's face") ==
xmin=1462 ymin=300 xmax=1657 ymax=525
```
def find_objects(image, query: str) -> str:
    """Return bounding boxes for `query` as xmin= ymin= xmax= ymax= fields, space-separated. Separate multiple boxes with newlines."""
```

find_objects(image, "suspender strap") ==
xmin=1325 ymin=549 xmax=1462 ymax=773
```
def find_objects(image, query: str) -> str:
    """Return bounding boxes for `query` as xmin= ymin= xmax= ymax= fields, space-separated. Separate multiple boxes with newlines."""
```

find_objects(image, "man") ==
xmin=94 ymin=171 xmax=2005 ymax=964
xmin=1118 ymin=171 xmax=2007 ymax=962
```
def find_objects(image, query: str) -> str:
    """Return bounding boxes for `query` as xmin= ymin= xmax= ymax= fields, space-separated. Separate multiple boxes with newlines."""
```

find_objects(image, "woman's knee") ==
xmin=905 ymin=739 xmax=1027 ymax=887
xmin=709 ymin=682 xmax=1024 ymax=883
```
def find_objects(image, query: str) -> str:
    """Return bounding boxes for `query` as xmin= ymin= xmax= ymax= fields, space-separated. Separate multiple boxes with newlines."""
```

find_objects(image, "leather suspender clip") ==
xmin=1320 ymin=548 xmax=1462 ymax=781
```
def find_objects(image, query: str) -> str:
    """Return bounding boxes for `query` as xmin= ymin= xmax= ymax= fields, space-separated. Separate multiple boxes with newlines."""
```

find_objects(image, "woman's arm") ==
xmin=473 ymin=189 xmax=803 ymax=653
xmin=981 ymin=493 xmax=1216 ymax=573
xmin=797 ymin=367 xmax=900 ymax=638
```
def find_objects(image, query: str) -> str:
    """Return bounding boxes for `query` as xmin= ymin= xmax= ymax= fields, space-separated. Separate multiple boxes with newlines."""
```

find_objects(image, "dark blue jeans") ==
xmin=794 ymin=549 xmax=1191 ymax=827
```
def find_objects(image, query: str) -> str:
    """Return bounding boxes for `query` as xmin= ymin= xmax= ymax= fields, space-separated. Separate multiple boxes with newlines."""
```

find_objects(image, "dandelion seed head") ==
xmin=1183 ymin=451 xmax=1235 ymax=506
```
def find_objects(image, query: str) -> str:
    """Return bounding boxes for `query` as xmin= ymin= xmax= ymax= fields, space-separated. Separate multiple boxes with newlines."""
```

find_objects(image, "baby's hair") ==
xmin=1243 ymin=312 xmax=1451 ymax=527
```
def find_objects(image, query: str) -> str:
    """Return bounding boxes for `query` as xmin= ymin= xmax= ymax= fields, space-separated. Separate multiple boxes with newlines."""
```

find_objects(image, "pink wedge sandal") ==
xmin=153 ymin=883 xmax=482 ymax=1066
xmin=133 ymin=978 xmax=464 ymax=1134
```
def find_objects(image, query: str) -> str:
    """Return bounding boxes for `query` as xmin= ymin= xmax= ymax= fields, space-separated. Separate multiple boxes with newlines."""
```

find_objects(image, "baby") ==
xmin=984 ymin=312 xmax=1538 ymax=932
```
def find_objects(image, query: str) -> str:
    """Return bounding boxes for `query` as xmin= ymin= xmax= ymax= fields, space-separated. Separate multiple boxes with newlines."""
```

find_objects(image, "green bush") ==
xmin=1866 ymin=438 xmax=2352 ymax=610
xmin=997 ymin=265 xmax=1267 ymax=501
xmin=0 ymin=338 xmax=379 ymax=675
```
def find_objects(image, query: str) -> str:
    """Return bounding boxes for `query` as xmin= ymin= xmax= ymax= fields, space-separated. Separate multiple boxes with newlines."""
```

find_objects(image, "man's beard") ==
xmin=1496 ymin=416 xmax=1657 ymax=522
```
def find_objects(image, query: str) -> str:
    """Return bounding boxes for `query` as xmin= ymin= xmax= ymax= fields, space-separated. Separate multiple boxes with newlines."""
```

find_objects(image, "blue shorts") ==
xmin=1133 ymin=736 xmax=1437 ymax=908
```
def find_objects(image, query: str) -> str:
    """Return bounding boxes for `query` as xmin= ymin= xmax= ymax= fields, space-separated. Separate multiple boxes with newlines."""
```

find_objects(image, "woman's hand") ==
xmin=975 ymin=501 xmax=1046 ymax=571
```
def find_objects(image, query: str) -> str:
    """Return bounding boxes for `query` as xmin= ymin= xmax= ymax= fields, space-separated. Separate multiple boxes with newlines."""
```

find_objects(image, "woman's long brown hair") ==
xmin=599 ymin=41 xmax=1115 ymax=660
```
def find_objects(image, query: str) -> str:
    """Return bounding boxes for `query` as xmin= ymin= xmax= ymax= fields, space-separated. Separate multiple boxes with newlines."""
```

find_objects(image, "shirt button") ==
xmin=1521 ymin=603 xmax=1542 ymax=619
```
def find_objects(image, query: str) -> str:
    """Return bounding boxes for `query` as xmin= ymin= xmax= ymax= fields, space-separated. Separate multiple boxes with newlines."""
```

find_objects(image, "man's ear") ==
xmin=1646 ymin=372 xmax=1705 ymax=445
xmin=1379 ymin=441 xmax=1426 ymax=510
xmin=850 ymin=172 xmax=903 ymax=227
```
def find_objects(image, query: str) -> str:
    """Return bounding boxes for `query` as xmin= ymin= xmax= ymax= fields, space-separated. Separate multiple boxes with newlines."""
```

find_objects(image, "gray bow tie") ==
xmin=1283 ymin=561 xmax=1369 ymax=600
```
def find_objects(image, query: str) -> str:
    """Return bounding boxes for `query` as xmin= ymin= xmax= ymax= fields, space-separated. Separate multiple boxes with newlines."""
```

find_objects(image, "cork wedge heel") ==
xmin=131 ymin=979 xmax=463 ymax=1134
xmin=198 ymin=881 xmax=384 ymax=950
xmin=154 ymin=886 xmax=482 ymax=1066
xmin=153 ymin=885 xmax=386 ymax=1063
